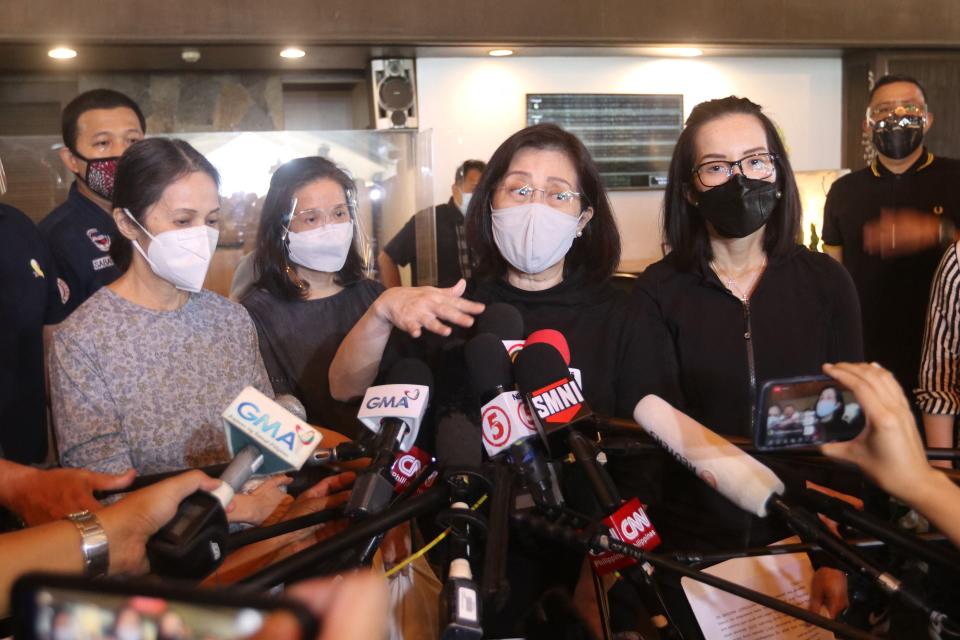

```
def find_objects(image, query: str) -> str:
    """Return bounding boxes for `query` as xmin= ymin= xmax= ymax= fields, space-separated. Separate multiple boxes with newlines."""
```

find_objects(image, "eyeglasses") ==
xmin=292 ymin=205 xmax=353 ymax=228
xmin=866 ymin=102 xmax=927 ymax=127
xmin=692 ymin=152 xmax=778 ymax=187
xmin=496 ymin=181 xmax=583 ymax=214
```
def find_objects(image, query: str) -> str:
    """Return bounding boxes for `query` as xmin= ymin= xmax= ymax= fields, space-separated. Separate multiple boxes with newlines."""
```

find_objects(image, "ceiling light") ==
xmin=48 ymin=47 xmax=77 ymax=60
xmin=641 ymin=46 xmax=703 ymax=57
xmin=181 ymin=48 xmax=201 ymax=63
xmin=280 ymin=47 xmax=306 ymax=59
xmin=488 ymin=49 xmax=514 ymax=57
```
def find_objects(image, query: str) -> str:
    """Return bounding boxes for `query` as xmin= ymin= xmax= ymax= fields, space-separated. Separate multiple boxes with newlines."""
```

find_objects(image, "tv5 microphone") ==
xmin=347 ymin=358 xmax=433 ymax=517
xmin=147 ymin=389 xmax=323 ymax=580
xmin=474 ymin=302 xmax=525 ymax=360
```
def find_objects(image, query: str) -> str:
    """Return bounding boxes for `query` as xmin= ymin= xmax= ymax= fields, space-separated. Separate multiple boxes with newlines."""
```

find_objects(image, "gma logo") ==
xmin=237 ymin=402 xmax=314 ymax=451
xmin=365 ymin=388 xmax=420 ymax=410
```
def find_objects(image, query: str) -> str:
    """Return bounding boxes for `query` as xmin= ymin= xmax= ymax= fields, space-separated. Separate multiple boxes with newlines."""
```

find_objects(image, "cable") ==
xmin=383 ymin=494 xmax=488 ymax=578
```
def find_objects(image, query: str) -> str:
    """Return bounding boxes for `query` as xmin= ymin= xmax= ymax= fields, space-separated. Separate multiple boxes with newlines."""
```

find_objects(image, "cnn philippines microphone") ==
xmin=465 ymin=333 xmax=563 ymax=511
xmin=346 ymin=358 xmax=433 ymax=517
xmin=147 ymin=389 xmax=323 ymax=579
xmin=633 ymin=395 xmax=937 ymax=617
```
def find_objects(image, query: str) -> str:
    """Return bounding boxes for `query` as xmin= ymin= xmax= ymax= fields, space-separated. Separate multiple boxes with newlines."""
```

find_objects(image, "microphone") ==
xmin=346 ymin=358 xmax=433 ymax=517
xmin=474 ymin=302 xmax=525 ymax=359
xmin=522 ymin=329 xmax=584 ymax=411
xmin=439 ymin=514 xmax=484 ymax=640
xmin=514 ymin=342 xmax=592 ymax=436
xmin=147 ymin=389 xmax=323 ymax=579
xmin=632 ymin=394 xmax=783 ymax=517
xmin=464 ymin=333 xmax=562 ymax=511
xmin=633 ymin=395 xmax=936 ymax=617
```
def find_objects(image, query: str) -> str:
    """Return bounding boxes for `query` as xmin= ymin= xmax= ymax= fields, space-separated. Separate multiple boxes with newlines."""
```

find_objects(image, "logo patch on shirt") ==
xmin=86 ymin=228 xmax=112 ymax=252
xmin=57 ymin=278 xmax=70 ymax=304
xmin=29 ymin=258 xmax=44 ymax=279
xmin=92 ymin=256 xmax=115 ymax=271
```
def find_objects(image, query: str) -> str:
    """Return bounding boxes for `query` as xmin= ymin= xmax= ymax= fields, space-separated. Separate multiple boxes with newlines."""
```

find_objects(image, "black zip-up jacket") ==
xmin=633 ymin=244 xmax=863 ymax=548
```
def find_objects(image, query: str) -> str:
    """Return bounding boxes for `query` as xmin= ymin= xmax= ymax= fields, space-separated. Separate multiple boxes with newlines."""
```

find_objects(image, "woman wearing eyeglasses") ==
xmin=329 ymin=124 xmax=676 ymax=637
xmin=634 ymin=97 xmax=863 ymax=626
xmin=241 ymin=156 xmax=484 ymax=439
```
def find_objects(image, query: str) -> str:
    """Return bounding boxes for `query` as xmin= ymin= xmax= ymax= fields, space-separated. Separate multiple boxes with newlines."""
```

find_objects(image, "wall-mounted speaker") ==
xmin=370 ymin=59 xmax=418 ymax=130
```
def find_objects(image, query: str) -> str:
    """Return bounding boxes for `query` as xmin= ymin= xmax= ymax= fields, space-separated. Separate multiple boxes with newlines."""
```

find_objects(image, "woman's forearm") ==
xmin=328 ymin=303 xmax=393 ymax=401
xmin=0 ymin=521 xmax=84 ymax=616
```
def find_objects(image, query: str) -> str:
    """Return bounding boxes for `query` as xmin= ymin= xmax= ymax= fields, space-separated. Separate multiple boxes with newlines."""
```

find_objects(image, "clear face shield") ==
xmin=0 ymin=156 xmax=7 ymax=197
xmin=282 ymin=190 xmax=373 ymax=277
xmin=866 ymin=101 xmax=928 ymax=160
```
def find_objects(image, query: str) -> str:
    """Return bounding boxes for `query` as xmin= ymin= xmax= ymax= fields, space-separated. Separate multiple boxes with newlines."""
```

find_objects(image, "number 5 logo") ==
xmin=482 ymin=405 xmax=511 ymax=447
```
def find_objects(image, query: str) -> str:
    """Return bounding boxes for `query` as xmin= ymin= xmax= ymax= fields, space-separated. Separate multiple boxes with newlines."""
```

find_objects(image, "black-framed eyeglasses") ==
xmin=692 ymin=152 xmax=778 ymax=187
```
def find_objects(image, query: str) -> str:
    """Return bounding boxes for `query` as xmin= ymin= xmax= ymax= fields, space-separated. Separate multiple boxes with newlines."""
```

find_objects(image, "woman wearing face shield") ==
xmin=47 ymin=139 xmax=315 ymax=526
xmin=633 ymin=97 xmax=864 ymax=628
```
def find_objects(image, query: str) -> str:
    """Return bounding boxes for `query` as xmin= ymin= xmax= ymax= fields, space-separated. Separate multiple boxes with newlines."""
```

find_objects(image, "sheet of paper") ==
xmin=680 ymin=537 xmax=835 ymax=640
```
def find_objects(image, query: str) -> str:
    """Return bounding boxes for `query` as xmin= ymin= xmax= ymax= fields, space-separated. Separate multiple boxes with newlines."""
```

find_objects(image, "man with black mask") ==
xmin=38 ymin=89 xmax=145 ymax=315
xmin=823 ymin=75 xmax=960 ymax=402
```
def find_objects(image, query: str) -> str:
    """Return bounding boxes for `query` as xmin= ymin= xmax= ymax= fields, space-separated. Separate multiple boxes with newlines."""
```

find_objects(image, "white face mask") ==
xmin=816 ymin=399 xmax=840 ymax=419
xmin=124 ymin=208 xmax=218 ymax=293
xmin=491 ymin=202 xmax=581 ymax=274
xmin=459 ymin=191 xmax=473 ymax=215
xmin=286 ymin=221 xmax=354 ymax=273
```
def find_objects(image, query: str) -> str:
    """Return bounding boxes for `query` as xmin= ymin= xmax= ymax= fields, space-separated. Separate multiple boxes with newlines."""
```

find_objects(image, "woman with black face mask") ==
xmin=632 ymin=97 xmax=864 ymax=630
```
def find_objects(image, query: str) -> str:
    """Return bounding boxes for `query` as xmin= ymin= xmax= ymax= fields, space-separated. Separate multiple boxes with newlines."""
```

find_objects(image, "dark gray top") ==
xmin=242 ymin=279 xmax=384 ymax=439
xmin=50 ymin=287 xmax=272 ymax=475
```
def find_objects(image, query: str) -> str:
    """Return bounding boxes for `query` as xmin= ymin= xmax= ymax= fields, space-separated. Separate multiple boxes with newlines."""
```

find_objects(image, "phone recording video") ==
xmin=12 ymin=573 xmax=315 ymax=640
xmin=755 ymin=375 xmax=865 ymax=450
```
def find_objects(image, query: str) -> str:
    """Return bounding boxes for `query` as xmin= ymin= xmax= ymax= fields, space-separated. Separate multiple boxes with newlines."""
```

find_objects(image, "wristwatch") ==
xmin=66 ymin=510 xmax=109 ymax=577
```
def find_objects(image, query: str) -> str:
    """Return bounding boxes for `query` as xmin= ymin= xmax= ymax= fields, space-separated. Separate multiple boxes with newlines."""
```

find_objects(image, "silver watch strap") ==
xmin=67 ymin=510 xmax=109 ymax=577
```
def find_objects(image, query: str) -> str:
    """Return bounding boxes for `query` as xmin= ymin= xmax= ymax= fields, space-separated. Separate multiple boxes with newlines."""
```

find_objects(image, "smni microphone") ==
xmin=514 ymin=342 xmax=592 ymax=436
xmin=148 ymin=389 xmax=323 ymax=579
xmin=347 ymin=358 xmax=433 ymax=517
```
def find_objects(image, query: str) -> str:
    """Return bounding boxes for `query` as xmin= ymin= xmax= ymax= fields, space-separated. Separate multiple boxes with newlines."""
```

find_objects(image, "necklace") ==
xmin=710 ymin=256 xmax=767 ymax=303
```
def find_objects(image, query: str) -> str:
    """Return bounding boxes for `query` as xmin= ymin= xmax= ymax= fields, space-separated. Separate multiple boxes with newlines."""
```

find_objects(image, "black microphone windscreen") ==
xmin=514 ymin=342 xmax=571 ymax=396
xmin=475 ymin=302 xmax=524 ymax=341
xmin=436 ymin=411 xmax=483 ymax=469
xmin=465 ymin=332 xmax=514 ymax=397
xmin=274 ymin=394 xmax=307 ymax=421
xmin=386 ymin=357 xmax=434 ymax=395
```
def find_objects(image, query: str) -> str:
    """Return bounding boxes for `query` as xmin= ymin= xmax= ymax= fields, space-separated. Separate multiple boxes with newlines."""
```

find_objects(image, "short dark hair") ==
xmin=465 ymin=123 xmax=621 ymax=282
xmin=455 ymin=159 xmax=486 ymax=184
xmin=110 ymin=138 xmax=220 ymax=271
xmin=663 ymin=96 xmax=801 ymax=271
xmin=61 ymin=89 xmax=146 ymax=153
xmin=251 ymin=156 xmax=365 ymax=301
xmin=869 ymin=74 xmax=928 ymax=104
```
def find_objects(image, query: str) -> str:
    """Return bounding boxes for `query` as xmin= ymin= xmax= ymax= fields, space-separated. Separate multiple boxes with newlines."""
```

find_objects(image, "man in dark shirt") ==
xmin=0 ymin=195 xmax=67 ymax=463
xmin=379 ymin=159 xmax=485 ymax=287
xmin=823 ymin=74 xmax=960 ymax=399
xmin=38 ymin=89 xmax=145 ymax=315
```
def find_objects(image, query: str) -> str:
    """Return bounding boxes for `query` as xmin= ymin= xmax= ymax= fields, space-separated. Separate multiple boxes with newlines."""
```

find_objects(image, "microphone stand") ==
xmin=514 ymin=511 xmax=880 ymax=640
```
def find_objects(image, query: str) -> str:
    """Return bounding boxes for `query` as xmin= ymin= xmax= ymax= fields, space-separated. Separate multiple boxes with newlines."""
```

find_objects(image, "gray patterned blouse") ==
xmin=49 ymin=287 xmax=272 ymax=475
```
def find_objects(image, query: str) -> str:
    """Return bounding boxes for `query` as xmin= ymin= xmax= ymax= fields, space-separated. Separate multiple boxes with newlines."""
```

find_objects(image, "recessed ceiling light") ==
xmin=48 ymin=47 xmax=77 ymax=60
xmin=641 ymin=46 xmax=703 ymax=57
xmin=488 ymin=49 xmax=514 ymax=57
xmin=280 ymin=47 xmax=306 ymax=59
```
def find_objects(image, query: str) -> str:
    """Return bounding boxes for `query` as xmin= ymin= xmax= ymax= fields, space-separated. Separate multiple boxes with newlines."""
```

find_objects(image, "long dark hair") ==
xmin=252 ymin=156 xmax=365 ymax=301
xmin=110 ymin=138 xmax=220 ymax=271
xmin=663 ymin=96 xmax=801 ymax=270
xmin=465 ymin=123 xmax=621 ymax=282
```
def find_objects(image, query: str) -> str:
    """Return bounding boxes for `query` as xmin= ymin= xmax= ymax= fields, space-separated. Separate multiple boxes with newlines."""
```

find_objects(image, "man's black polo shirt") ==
xmin=0 ymin=203 xmax=67 ymax=463
xmin=38 ymin=182 xmax=122 ymax=315
xmin=383 ymin=198 xmax=469 ymax=287
xmin=822 ymin=150 xmax=960 ymax=391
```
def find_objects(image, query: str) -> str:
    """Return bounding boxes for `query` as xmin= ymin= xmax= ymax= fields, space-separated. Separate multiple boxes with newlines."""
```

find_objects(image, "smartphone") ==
xmin=754 ymin=375 xmax=865 ymax=450
xmin=12 ymin=572 xmax=318 ymax=640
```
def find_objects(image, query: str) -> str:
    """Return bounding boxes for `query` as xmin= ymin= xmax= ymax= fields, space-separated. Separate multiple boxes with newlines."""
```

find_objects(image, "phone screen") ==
xmin=756 ymin=376 xmax=865 ymax=449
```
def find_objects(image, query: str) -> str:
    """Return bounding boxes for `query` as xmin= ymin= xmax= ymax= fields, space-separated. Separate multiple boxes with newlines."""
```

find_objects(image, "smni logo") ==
xmin=530 ymin=378 xmax=585 ymax=423
xmin=237 ymin=402 xmax=297 ymax=451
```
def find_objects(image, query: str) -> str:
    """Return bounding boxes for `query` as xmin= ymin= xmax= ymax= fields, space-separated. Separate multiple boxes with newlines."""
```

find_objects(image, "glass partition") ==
xmin=0 ymin=128 xmax=436 ymax=296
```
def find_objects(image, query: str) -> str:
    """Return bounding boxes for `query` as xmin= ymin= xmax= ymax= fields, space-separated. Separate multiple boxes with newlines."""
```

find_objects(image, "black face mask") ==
xmin=872 ymin=123 xmax=924 ymax=160
xmin=695 ymin=174 xmax=781 ymax=239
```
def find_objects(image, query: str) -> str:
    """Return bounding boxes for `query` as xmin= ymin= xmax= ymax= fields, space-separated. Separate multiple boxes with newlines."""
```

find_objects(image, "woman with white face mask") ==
xmin=328 ymin=124 xmax=677 ymax=638
xmin=48 ymin=138 xmax=307 ymax=527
